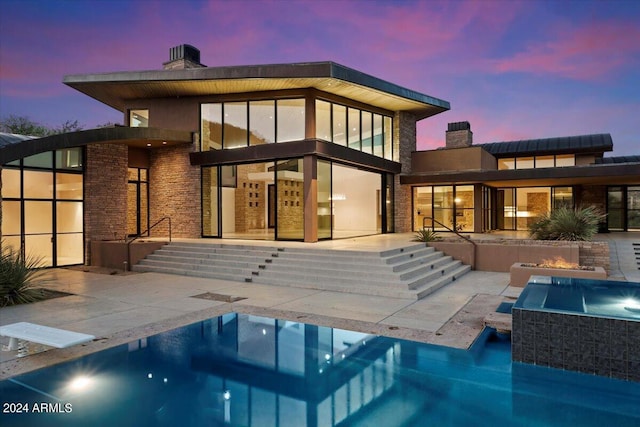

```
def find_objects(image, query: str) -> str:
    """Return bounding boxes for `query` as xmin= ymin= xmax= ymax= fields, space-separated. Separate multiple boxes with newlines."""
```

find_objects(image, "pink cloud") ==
xmin=490 ymin=20 xmax=640 ymax=80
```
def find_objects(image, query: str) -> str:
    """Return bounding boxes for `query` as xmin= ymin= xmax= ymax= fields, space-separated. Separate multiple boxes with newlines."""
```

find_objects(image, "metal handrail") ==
xmin=422 ymin=216 xmax=476 ymax=269
xmin=125 ymin=216 xmax=172 ymax=271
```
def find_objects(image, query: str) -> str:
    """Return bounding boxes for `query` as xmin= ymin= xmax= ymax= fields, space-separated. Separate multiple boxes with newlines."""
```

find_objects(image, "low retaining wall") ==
xmin=509 ymin=263 xmax=607 ymax=287
xmin=90 ymin=240 xmax=166 ymax=270
xmin=429 ymin=239 xmax=610 ymax=275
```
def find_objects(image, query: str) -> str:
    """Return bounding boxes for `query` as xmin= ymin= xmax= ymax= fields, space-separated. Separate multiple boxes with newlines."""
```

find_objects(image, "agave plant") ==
xmin=0 ymin=244 xmax=48 ymax=307
xmin=528 ymin=206 xmax=606 ymax=241
xmin=413 ymin=228 xmax=441 ymax=243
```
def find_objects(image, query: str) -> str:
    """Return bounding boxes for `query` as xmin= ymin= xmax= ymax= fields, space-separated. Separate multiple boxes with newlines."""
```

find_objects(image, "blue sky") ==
xmin=1 ymin=0 xmax=638 ymax=155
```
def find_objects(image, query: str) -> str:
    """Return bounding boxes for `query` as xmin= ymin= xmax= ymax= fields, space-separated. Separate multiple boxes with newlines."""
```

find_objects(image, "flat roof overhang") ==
xmin=400 ymin=163 xmax=640 ymax=187
xmin=190 ymin=139 xmax=402 ymax=174
xmin=0 ymin=127 xmax=193 ymax=164
xmin=63 ymin=62 xmax=450 ymax=120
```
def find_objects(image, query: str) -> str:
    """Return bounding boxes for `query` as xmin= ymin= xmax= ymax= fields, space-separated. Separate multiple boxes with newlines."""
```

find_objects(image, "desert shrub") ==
xmin=413 ymin=228 xmax=441 ymax=243
xmin=0 ymin=245 xmax=48 ymax=307
xmin=528 ymin=206 xmax=606 ymax=241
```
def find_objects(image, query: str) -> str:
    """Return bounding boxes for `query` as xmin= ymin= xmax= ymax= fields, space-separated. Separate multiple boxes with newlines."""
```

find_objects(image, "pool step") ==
xmin=132 ymin=241 xmax=471 ymax=300
xmin=483 ymin=312 xmax=512 ymax=334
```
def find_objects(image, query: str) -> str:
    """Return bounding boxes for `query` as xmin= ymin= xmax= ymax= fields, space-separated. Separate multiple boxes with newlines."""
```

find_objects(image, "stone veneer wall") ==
xmin=394 ymin=111 xmax=416 ymax=233
xmin=84 ymin=144 xmax=128 ymax=264
xmin=512 ymin=308 xmax=640 ymax=382
xmin=578 ymin=241 xmax=610 ymax=273
xmin=149 ymin=144 xmax=201 ymax=238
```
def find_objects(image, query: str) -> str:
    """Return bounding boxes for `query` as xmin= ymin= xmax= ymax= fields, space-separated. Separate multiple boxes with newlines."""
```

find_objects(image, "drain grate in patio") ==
xmin=190 ymin=292 xmax=247 ymax=303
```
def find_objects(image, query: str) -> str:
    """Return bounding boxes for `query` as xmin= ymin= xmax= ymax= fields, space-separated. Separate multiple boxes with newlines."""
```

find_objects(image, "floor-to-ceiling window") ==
xmin=2 ymin=148 xmax=84 ymax=266
xmin=276 ymin=159 xmax=304 ymax=240
xmin=317 ymin=160 xmax=332 ymax=239
xmin=331 ymin=164 xmax=381 ymax=238
xmin=608 ymin=186 xmax=640 ymax=231
xmin=497 ymin=186 xmax=572 ymax=231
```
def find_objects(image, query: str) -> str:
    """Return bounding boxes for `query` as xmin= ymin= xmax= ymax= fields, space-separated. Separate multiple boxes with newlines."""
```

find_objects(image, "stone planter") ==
xmin=510 ymin=262 xmax=607 ymax=287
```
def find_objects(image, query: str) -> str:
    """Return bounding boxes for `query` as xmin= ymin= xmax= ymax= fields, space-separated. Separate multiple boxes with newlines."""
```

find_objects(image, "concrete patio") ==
xmin=1 ymin=232 xmax=638 ymax=380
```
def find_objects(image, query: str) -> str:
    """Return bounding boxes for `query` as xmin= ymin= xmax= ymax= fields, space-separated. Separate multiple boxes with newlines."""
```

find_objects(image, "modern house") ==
xmin=1 ymin=45 xmax=638 ymax=268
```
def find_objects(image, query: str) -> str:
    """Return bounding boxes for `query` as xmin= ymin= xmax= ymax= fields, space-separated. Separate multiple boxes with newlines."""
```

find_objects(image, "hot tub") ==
xmin=512 ymin=275 xmax=640 ymax=382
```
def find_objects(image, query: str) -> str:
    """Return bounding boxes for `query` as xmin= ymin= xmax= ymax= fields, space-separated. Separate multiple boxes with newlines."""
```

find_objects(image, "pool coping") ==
xmin=0 ymin=293 xmax=510 ymax=380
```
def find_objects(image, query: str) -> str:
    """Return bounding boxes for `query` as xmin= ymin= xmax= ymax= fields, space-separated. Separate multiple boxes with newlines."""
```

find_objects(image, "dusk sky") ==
xmin=1 ymin=0 xmax=638 ymax=155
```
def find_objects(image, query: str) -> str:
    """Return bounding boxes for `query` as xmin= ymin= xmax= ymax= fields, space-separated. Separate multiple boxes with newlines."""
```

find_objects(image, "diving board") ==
xmin=0 ymin=322 xmax=95 ymax=351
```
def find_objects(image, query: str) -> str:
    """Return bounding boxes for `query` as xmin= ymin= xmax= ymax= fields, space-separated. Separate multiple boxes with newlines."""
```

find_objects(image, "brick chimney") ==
xmin=163 ymin=44 xmax=205 ymax=70
xmin=445 ymin=121 xmax=473 ymax=148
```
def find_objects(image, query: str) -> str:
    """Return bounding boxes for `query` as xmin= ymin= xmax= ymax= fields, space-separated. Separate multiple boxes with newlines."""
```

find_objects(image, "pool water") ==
xmin=1 ymin=313 xmax=639 ymax=426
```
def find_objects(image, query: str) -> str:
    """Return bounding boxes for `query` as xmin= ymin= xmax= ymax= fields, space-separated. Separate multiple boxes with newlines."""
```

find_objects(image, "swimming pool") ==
xmin=2 ymin=313 xmax=639 ymax=426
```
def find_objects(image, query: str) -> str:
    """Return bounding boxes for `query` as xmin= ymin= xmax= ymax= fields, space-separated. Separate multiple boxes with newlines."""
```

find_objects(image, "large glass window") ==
xmin=201 ymin=103 xmax=222 ymax=150
xmin=332 ymin=164 xmax=381 ymax=238
xmin=315 ymin=100 xmax=392 ymax=159
xmin=498 ymin=158 xmax=515 ymax=170
xmin=552 ymin=186 xmax=573 ymax=209
xmin=332 ymin=104 xmax=347 ymax=146
xmin=56 ymin=148 xmax=83 ymax=170
xmin=373 ymin=114 xmax=383 ymax=157
xmin=348 ymin=108 xmax=361 ymax=150
xmin=224 ymin=102 xmax=249 ymax=149
xmin=455 ymin=185 xmax=474 ymax=232
xmin=433 ymin=186 xmax=454 ymax=231
xmin=317 ymin=160 xmax=332 ymax=239
xmin=555 ymin=154 xmax=575 ymax=167
xmin=276 ymin=159 xmax=304 ymax=240
xmin=249 ymin=100 xmax=275 ymax=145
xmin=361 ymin=111 xmax=372 ymax=154
xmin=315 ymin=100 xmax=332 ymax=142
xmin=2 ymin=149 xmax=84 ymax=266
xmin=413 ymin=186 xmax=433 ymax=231
xmin=276 ymin=99 xmax=305 ymax=142
xmin=129 ymin=109 xmax=149 ymax=127
xmin=608 ymin=186 xmax=624 ymax=231
xmin=384 ymin=116 xmax=393 ymax=161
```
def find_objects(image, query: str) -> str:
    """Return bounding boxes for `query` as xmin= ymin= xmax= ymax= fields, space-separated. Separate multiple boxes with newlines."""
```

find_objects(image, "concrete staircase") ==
xmin=132 ymin=242 xmax=471 ymax=300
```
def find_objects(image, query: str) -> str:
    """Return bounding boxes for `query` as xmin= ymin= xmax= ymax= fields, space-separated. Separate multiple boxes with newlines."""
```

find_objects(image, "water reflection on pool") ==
xmin=1 ymin=313 xmax=639 ymax=426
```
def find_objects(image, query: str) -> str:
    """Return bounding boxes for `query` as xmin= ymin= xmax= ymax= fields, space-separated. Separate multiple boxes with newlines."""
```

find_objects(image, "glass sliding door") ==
xmin=413 ymin=186 xmax=433 ymax=231
xmin=433 ymin=186 xmax=454 ymax=231
xmin=331 ymin=164 xmax=380 ymax=238
xmin=317 ymin=160 xmax=332 ymax=239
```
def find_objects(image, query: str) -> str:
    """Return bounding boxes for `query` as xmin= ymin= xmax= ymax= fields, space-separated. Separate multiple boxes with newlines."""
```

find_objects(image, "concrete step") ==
xmin=414 ymin=264 xmax=472 ymax=299
xmin=132 ymin=241 xmax=472 ymax=300
xmin=132 ymin=264 xmax=249 ymax=283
